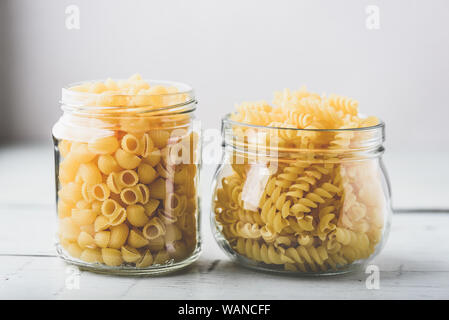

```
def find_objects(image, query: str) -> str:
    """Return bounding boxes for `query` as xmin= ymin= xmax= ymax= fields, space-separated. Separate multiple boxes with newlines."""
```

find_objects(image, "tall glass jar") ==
xmin=211 ymin=115 xmax=392 ymax=275
xmin=52 ymin=79 xmax=201 ymax=275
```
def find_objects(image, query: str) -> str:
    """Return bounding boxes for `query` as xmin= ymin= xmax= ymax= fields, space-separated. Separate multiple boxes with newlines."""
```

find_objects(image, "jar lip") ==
xmin=63 ymin=79 xmax=194 ymax=97
xmin=60 ymin=79 xmax=196 ymax=114
xmin=222 ymin=113 xmax=384 ymax=132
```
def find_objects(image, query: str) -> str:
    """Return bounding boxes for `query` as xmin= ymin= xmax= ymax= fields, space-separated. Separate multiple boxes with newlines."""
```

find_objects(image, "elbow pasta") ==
xmin=56 ymin=75 xmax=199 ymax=269
xmin=213 ymin=87 xmax=388 ymax=273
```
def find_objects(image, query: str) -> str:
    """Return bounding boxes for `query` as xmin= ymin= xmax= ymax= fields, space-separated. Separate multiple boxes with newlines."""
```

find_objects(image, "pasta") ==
xmin=102 ymin=248 xmax=124 ymax=266
xmin=71 ymin=208 xmax=96 ymax=226
xmin=121 ymin=246 xmax=142 ymax=263
xmin=126 ymin=204 xmax=150 ymax=227
xmin=118 ymin=170 xmax=139 ymax=188
xmin=88 ymin=136 xmax=119 ymax=155
xmin=120 ymin=187 xmax=139 ymax=205
xmin=108 ymin=224 xmax=129 ymax=249
xmin=80 ymin=248 xmax=103 ymax=263
xmin=98 ymin=155 xmax=121 ymax=174
xmin=94 ymin=231 xmax=111 ymax=248
xmin=91 ymin=183 xmax=110 ymax=201
xmin=128 ymin=229 xmax=150 ymax=248
xmin=137 ymin=163 xmax=158 ymax=184
xmin=121 ymin=134 xmax=141 ymax=154
xmin=213 ymin=87 xmax=387 ymax=273
xmin=115 ymin=149 xmax=141 ymax=170
xmin=56 ymin=74 xmax=199 ymax=270
xmin=78 ymin=231 xmax=95 ymax=249
xmin=143 ymin=217 xmax=166 ymax=240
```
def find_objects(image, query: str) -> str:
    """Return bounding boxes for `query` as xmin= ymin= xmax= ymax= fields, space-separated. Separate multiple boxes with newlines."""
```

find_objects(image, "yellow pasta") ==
xmin=106 ymin=172 xmax=122 ymax=194
xmin=126 ymin=204 xmax=149 ymax=227
xmin=121 ymin=246 xmax=142 ymax=263
xmin=139 ymin=133 xmax=153 ymax=157
xmin=66 ymin=242 xmax=83 ymax=259
xmin=115 ymin=149 xmax=141 ymax=170
xmin=78 ymin=162 xmax=102 ymax=185
xmin=58 ymin=182 xmax=83 ymax=205
xmin=165 ymin=224 xmax=182 ymax=243
xmin=121 ymin=134 xmax=140 ymax=154
xmin=70 ymin=143 xmax=96 ymax=163
xmin=118 ymin=169 xmax=139 ymax=188
xmin=71 ymin=208 xmax=97 ymax=226
xmin=137 ymin=163 xmax=158 ymax=184
xmin=108 ymin=207 xmax=127 ymax=226
xmin=149 ymin=130 xmax=170 ymax=149
xmin=120 ymin=187 xmax=139 ymax=205
xmin=213 ymin=86 xmax=387 ymax=273
xmin=88 ymin=136 xmax=119 ymax=155
xmin=136 ymin=249 xmax=153 ymax=268
xmin=80 ymin=248 xmax=103 ymax=263
xmin=94 ymin=215 xmax=109 ymax=232
xmin=102 ymin=248 xmax=123 ymax=266
xmin=94 ymin=231 xmax=111 ymax=248
xmin=59 ymin=157 xmax=80 ymax=184
xmin=109 ymin=224 xmax=129 ymax=249
xmin=78 ymin=231 xmax=96 ymax=248
xmin=153 ymin=250 xmax=170 ymax=265
xmin=59 ymin=140 xmax=72 ymax=158
xmin=59 ymin=218 xmax=81 ymax=242
xmin=98 ymin=155 xmax=121 ymax=174
xmin=58 ymin=200 xmax=73 ymax=218
xmin=149 ymin=178 xmax=166 ymax=200
xmin=147 ymin=236 xmax=165 ymax=251
xmin=101 ymin=199 xmax=121 ymax=218
xmin=142 ymin=217 xmax=166 ymax=240
xmin=91 ymin=183 xmax=110 ymax=201
xmin=127 ymin=229 xmax=149 ymax=248
xmin=56 ymin=74 xmax=199 ymax=270
xmin=143 ymin=149 xmax=161 ymax=167
xmin=143 ymin=199 xmax=160 ymax=217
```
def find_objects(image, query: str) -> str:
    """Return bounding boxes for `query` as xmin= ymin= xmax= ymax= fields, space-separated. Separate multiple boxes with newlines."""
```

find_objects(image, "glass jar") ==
xmin=211 ymin=115 xmax=392 ymax=275
xmin=52 ymin=79 xmax=201 ymax=275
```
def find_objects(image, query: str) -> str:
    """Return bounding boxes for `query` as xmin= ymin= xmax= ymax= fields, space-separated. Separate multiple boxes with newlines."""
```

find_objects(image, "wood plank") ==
xmin=0 ymin=213 xmax=448 ymax=299
xmin=1 ymin=254 xmax=448 ymax=299
xmin=1 ymin=145 xmax=448 ymax=299
xmin=0 ymin=144 xmax=54 ymax=206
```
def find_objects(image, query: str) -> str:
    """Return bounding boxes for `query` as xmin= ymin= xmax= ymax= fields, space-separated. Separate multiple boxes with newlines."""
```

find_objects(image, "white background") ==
xmin=0 ymin=0 xmax=448 ymax=208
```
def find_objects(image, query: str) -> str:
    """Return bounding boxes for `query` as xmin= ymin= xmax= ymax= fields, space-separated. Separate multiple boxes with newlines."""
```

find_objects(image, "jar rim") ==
xmin=221 ymin=113 xmax=385 ymax=158
xmin=60 ymin=79 xmax=196 ymax=115
xmin=222 ymin=113 xmax=384 ymax=133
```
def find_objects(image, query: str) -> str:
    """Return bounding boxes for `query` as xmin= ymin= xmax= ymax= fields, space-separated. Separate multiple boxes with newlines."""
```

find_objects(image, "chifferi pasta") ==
xmin=56 ymin=75 xmax=199 ymax=269
xmin=213 ymin=87 xmax=388 ymax=273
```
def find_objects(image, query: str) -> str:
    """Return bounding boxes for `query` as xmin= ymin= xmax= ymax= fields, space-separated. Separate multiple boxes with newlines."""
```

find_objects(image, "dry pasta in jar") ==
xmin=211 ymin=87 xmax=392 ymax=275
xmin=53 ymin=74 xmax=200 ymax=275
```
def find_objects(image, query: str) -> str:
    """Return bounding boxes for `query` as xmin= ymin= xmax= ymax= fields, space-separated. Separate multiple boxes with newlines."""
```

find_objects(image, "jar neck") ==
xmin=54 ymin=85 xmax=197 ymax=142
xmin=222 ymin=116 xmax=385 ymax=162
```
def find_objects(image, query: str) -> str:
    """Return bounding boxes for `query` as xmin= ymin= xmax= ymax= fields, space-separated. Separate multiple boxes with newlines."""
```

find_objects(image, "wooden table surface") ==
xmin=0 ymin=145 xmax=448 ymax=299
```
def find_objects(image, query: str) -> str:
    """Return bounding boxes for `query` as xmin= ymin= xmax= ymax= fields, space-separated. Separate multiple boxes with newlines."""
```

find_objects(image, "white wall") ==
xmin=1 ymin=0 xmax=448 ymax=150
xmin=1 ymin=0 xmax=448 ymax=208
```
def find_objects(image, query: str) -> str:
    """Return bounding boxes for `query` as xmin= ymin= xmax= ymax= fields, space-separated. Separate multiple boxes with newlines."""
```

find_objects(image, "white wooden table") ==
xmin=0 ymin=145 xmax=448 ymax=299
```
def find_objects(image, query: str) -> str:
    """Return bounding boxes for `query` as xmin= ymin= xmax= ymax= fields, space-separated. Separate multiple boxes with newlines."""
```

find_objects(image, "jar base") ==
xmin=233 ymin=253 xmax=366 ymax=276
xmin=216 ymin=237 xmax=368 ymax=276
xmin=56 ymin=243 xmax=201 ymax=276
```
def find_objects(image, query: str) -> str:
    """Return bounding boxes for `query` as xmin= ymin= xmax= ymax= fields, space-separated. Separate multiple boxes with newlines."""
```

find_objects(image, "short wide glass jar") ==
xmin=52 ymin=79 xmax=201 ymax=275
xmin=211 ymin=115 xmax=392 ymax=275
